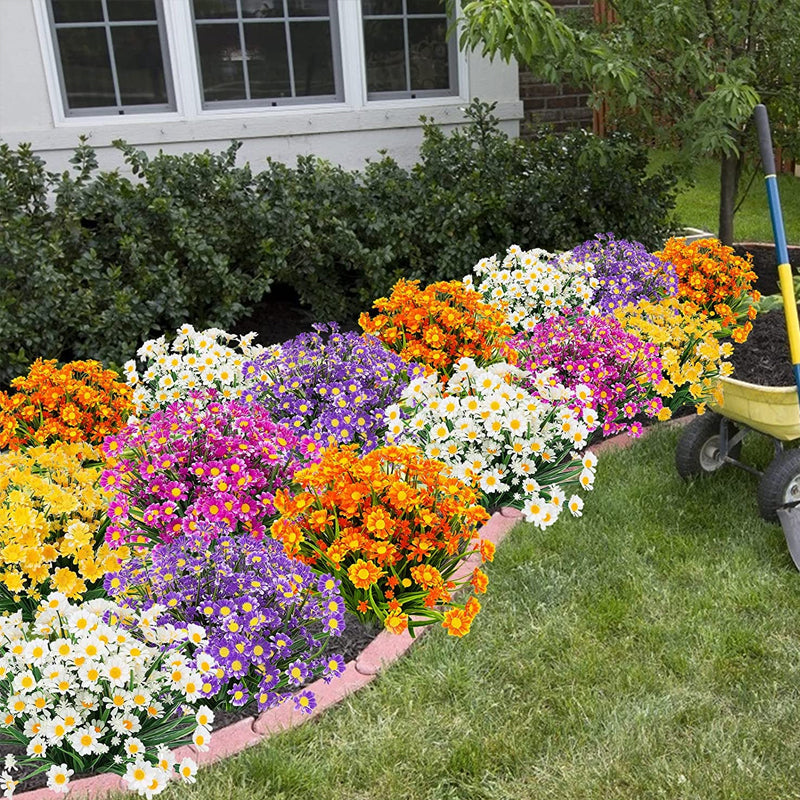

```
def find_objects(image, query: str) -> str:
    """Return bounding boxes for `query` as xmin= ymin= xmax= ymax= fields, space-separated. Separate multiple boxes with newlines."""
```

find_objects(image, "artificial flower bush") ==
xmin=614 ymin=297 xmax=734 ymax=413
xmin=0 ymin=360 xmax=133 ymax=450
xmin=101 ymin=396 xmax=316 ymax=548
xmin=245 ymin=323 xmax=423 ymax=452
xmin=123 ymin=325 xmax=265 ymax=415
xmin=106 ymin=529 xmax=345 ymax=715
xmin=655 ymin=237 xmax=759 ymax=343
xmin=0 ymin=442 xmax=128 ymax=617
xmin=385 ymin=358 xmax=597 ymax=526
xmin=0 ymin=594 xmax=209 ymax=797
xmin=271 ymin=444 xmax=492 ymax=637
xmin=359 ymin=279 xmax=515 ymax=377
xmin=570 ymin=232 xmax=679 ymax=312
xmin=511 ymin=314 xmax=668 ymax=438
xmin=464 ymin=244 xmax=596 ymax=332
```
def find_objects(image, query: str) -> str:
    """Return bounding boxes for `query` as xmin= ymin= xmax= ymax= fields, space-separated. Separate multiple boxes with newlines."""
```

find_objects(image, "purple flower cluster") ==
xmin=571 ymin=232 xmax=679 ymax=312
xmin=245 ymin=323 xmax=423 ymax=453
xmin=511 ymin=313 xmax=666 ymax=438
xmin=106 ymin=528 xmax=346 ymax=713
xmin=100 ymin=394 xmax=317 ymax=547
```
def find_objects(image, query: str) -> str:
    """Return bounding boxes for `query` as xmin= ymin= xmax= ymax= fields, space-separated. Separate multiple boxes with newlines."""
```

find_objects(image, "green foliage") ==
xmin=0 ymin=103 xmax=677 ymax=384
xmin=0 ymin=139 xmax=274 ymax=384
xmin=455 ymin=0 xmax=800 ymax=241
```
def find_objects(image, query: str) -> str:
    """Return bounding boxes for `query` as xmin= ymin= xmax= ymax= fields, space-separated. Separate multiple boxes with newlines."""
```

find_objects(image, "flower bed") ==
xmin=0 ymin=234 xmax=757 ymax=798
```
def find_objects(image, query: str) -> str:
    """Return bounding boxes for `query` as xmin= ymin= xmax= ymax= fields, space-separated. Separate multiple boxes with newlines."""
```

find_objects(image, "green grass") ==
xmin=157 ymin=426 xmax=800 ymax=800
xmin=649 ymin=150 xmax=800 ymax=244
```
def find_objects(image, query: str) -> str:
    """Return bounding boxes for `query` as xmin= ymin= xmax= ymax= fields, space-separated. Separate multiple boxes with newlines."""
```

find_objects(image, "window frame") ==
xmin=361 ymin=0 xmax=458 ymax=101
xmin=32 ymin=0 xmax=470 ymax=127
xmin=189 ymin=0 xmax=344 ymax=110
xmin=45 ymin=0 xmax=177 ymax=117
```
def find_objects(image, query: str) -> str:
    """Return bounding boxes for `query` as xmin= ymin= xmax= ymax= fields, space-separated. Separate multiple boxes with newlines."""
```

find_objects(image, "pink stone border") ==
xmin=14 ymin=418 xmax=693 ymax=799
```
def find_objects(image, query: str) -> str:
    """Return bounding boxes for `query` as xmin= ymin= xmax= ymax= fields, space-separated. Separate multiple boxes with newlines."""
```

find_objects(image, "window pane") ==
xmin=57 ymin=27 xmax=116 ymax=108
xmin=193 ymin=0 xmax=238 ymax=19
xmin=111 ymin=25 xmax=168 ymax=105
xmin=288 ymin=0 xmax=329 ymax=16
xmin=408 ymin=18 xmax=449 ymax=90
xmin=407 ymin=0 xmax=445 ymax=13
xmin=51 ymin=0 xmax=103 ymax=23
xmin=106 ymin=0 xmax=157 ymax=21
xmin=243 ymin=22 xmax=290 ymax=98
xmin=241 ymin=0 xmax=284 ymax=17
xmin=361 ymin=0 xmax=402 ymax=15
xmin=363 ymin=19 xmax=405 ymax=92
xmin=196 ymin=24 xmax=247 ymax=101
xmin=291 ymin=21 xmax=334 ymax=95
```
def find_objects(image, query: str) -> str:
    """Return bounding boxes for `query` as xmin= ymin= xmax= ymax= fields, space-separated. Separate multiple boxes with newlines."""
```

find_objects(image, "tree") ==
xmin=452 ymin=0 xmax=800 ymax=244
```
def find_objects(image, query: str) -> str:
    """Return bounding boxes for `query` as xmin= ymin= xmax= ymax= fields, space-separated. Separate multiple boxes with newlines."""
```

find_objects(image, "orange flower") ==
xmin=359 ymin=279 xmax=516 ymax=377
xmin=0 ymin=359 xmax=133 ymax=450
xmin=655 ymin=238 xmax=759 ymax=343
xmin=410 ymin=563 xmax=442 ymax=589
xmin=270 ymin=443 xmax=490 ymax=637
xmin=471 ymin=568 xmax=489 ymax=594
xmin=384 ymin=611 xmax=409 ymax=634
xmin=442 ymin=607 xmax=472 ymax=637
xmin=479 ymin=539 xmax=495 ymax=563
xmin=347 ymin=558 xmax=384 ymax=590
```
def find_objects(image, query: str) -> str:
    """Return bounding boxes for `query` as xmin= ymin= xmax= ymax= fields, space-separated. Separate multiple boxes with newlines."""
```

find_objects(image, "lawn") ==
xmin=156 ymin=425 xmax=800 ymax=800
xmin=650 ymin=150 xmax=800 ymax=245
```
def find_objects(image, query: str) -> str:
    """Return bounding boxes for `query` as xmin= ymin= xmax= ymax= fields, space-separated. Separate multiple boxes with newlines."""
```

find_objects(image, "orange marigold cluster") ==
xmin=0 ymin=359 xmax=134 ymax=450
xmin=271 ymin=443 xmax=491 ymax=636
xmin=358 ymin=279 xmax=516 ymax=377
xmin=655 ymin=237 xmax=760 ymax=343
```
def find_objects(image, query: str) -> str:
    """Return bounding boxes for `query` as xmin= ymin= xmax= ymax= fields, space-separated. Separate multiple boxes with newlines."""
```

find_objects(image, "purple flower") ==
xmin=105 ymin=528 xmax=344 ymax=714
xmin=293 ymin=691 xmax=317 ymax=714
xmin=571 ymin=232 xmax=679 ymax=312
xmin=244 ymin=323 xmax=423 ymax=453
xmin=322 ymin=653 xmax=345 ymax=683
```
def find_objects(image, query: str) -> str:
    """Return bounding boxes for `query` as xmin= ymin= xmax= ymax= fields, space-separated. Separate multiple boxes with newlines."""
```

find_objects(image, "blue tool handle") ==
xmin=754 ymin=104 xmax=791 ymax=265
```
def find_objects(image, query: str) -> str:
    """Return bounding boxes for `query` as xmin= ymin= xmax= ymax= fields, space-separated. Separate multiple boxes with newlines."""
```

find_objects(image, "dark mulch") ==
xmin=728 ymin=307 xmax=795 ymax=386
xmin=733 ymin=242 xmax=800 ymax=298
xmin=1 ymin=615 xmax=382 ymax=792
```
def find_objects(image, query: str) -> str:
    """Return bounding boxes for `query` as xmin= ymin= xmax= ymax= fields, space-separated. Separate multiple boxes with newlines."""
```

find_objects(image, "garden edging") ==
xmin=11 ymin=421 xmax=689 ymax=800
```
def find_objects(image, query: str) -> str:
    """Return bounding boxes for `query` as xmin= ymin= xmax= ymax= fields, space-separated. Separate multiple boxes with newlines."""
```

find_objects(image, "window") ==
xmin=362 ymin=0 xmax=456 ymax=99
xmin=46 ymin=0 xmax=174 ymax=115
xmin=190 ymin=0 xmax=342 ymax=107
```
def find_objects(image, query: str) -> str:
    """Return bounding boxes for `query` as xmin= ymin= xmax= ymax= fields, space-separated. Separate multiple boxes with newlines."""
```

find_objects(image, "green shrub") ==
xmin=0 ymin=102 xmax=677 ymax=385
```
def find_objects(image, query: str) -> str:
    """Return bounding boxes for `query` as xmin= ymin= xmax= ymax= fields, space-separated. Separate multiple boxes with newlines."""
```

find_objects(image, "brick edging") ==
xmin=15 ymin=419 xmax=686 ymax=799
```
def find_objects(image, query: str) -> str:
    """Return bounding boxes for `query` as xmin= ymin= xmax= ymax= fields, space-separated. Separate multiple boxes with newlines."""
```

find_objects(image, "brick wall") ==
xmin=518 ymin=0 xmax=595 ymax=136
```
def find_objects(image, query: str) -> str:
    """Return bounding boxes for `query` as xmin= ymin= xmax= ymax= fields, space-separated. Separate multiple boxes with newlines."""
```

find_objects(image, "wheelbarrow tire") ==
xmin=675 ymin=412 xmax=740 ymax=479
xmin=758 ymin=448 xmax=800 ymax=522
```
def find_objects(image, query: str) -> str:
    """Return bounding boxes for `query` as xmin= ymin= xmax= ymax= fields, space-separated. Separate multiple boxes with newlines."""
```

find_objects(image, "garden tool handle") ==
xmin=753 ymin=103 xmax=800 ymax=400
xmin=755 ymin=104 xmax=777 ymax=178
xmin=755 ymin=104 xmax=790 ymax=263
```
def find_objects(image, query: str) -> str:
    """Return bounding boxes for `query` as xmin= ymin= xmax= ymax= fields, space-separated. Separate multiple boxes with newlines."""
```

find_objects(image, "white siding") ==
xmin=0 ymin=0 xmax=522 ymax=173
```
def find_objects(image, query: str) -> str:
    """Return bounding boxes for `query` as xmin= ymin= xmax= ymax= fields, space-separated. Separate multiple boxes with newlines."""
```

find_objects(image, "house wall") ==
xmin=0 ymin=0 xmax=523 ymax=173
xmin=518 ymin=0 xmax=593 ymax=134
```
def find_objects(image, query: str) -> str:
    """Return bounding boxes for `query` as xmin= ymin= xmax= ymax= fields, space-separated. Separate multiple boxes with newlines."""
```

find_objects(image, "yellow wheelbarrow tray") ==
xmin=676 ymin=375 xmax=800 ymax=522
xmin=710 ymin=375 xmax=800 ymax=442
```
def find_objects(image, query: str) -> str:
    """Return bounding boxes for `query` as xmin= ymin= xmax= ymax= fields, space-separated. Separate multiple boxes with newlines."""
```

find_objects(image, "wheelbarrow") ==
xmin=676 ymin=103 xmax=800 ymax=568
xmin=675 ymin=377 xmax=800 ymax=522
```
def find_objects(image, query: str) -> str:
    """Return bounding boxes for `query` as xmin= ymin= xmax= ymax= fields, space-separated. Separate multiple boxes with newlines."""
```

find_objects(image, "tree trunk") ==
xmin=718 ymin=151 xmax=742 ymax=246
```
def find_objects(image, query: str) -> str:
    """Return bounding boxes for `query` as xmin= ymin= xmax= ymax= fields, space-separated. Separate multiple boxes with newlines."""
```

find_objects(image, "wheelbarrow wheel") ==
xmin=758 ymin=449 xmax=800 ymax=522
xmin=675 ymin=412 xmax=741 ymax=479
